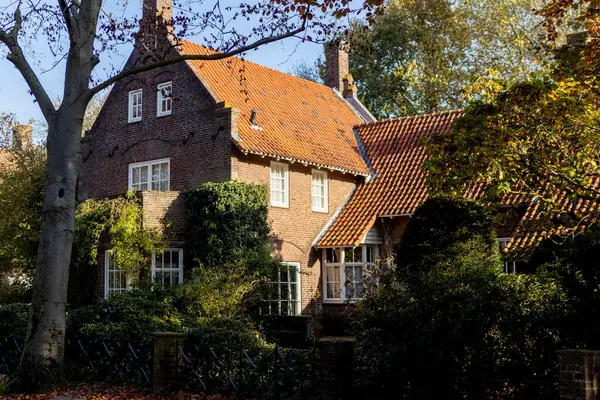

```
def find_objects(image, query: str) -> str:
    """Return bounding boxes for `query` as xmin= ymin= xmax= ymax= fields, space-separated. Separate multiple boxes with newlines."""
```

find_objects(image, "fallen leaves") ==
xmin=4 ymin=383 xmax=246 ymax=400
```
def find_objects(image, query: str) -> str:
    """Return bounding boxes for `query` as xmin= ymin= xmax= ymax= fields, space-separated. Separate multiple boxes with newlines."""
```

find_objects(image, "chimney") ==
xmin=142 ymin=0 xmax=172 ymax=25
xmin=139 ymin=0 xmax=174 ymax=51
xmin=325 ymin=40 xmax=350 ymax=91
xmin=12 ymin=124 xmax=32 ymax=151
xmin=342 ymin=73 xmax=357 ymax=99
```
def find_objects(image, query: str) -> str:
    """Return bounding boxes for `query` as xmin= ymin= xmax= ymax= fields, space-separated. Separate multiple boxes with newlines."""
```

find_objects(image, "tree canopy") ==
xmin=347 ymin=0 xmax=553 ymax=118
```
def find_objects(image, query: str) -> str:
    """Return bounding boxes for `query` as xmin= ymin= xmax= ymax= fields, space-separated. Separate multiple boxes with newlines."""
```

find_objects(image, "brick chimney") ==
xmin=12 ymin=124 xmax=32 ymax=151
xmin=325 ymin=40 xmax=350 ymax=91
xmin=142 ymin=0 xmax=172 ymax=25
xmin=138 ymin=0 xmax=173 ymax=51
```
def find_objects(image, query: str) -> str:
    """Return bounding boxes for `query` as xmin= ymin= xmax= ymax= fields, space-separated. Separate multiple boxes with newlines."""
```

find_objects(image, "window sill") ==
xmin=270 ymin=203 xmax=289 ymax=209
xmin=322 ymin=299 xmax=360 ymax=305
xmin=312 ymin=208 xmax=328 ymax=214
xmin=157 ymin=112 xmax=172 ymax=118
xmin=128 ymin=119 xmax=142 ymax=124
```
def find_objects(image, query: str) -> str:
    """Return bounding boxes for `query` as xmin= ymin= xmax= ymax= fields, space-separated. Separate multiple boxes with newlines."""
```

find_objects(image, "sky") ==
xmin=0 ymin=0 xmax=326 ymax=126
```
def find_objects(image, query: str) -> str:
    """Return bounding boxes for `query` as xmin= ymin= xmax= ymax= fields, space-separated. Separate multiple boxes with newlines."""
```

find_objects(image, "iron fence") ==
xmin=178 ymin=340 xmax=317 ymax=398
xmin=0 ymin=336 xmax=152 ymax=384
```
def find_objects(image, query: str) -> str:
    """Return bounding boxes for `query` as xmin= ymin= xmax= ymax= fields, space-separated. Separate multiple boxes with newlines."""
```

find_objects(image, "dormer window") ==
xmin=157 ymin=82 xmax=172 ymax=117
xmin=128 ymin=89 xmax=143 ymax=123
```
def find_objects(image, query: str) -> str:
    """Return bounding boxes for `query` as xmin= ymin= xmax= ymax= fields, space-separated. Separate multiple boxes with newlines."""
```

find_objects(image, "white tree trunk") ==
xmin=18 ymin=106 xmax=85 ymax=383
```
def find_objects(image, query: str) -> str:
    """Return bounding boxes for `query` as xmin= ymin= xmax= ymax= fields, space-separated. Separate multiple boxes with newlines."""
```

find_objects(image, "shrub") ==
xmin=355 ymin=197 xmax=567 ymax=399
xmin=175 ymin=265 xmax=260 ymax=322
xmin=0 ymin=303 xmax=29 ymax=337
xmin=184 ymin=181 xmax=271 ymax=268
xmin=529 ymin=227 xmax=600 ymax=348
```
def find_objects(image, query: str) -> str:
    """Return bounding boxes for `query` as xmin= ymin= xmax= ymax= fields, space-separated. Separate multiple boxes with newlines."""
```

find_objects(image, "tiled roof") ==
xmin=317 ymin=110 xmax=464 ymax=247
xmin=179 ymin=41 xmax=370 ymax=176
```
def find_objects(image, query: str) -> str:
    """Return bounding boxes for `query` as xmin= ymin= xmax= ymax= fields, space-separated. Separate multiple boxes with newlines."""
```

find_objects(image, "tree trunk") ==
xmin=17 ymin=109 xmax=84 ymax=386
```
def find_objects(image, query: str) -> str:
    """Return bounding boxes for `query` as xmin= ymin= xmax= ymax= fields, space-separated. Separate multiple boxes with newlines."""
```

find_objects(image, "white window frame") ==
xmin=128 ymin=158 xmax=170 ymax=192
xmin=151 ymin=248 xmax=184 ymax=285
xmin=128 ymin=89 xmax=143 ymax=123
xmin=263 ymin=262 xmax=301 ymax=316
xmin=311 ymin=169 xmax=328 ymax=213
xmin=322 ymin=246 xmax=378 ymax=303
xmin=270 ymin=161 xmax=289 ymax=208
xmin=156 ymin=82 xmax=172 ymax=117
xmin=104 ymin=250 xmax=130 ymax=299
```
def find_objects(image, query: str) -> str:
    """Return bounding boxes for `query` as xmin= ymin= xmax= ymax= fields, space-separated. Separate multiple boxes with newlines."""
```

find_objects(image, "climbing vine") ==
xmin=69 ymin=192 xmax=163 ymax=304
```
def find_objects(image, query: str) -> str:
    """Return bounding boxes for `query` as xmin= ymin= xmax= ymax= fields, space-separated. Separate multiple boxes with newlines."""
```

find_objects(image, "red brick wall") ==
xmin=232 ymin=152 xmax=360 ymax=316
xmin=79 ymin=55 xmax=233 ymax=201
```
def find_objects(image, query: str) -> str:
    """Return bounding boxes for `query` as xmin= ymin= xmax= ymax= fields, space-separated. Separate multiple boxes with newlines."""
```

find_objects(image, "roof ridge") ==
xmin=178 ymin=39 xmax=331 ymax=91
xmin=354 ymin=109 xmax=464 ymax=129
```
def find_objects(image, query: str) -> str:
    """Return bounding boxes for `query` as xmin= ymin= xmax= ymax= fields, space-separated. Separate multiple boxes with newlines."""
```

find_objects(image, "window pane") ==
xmin=140 ymin=166 xmax=148 ymax=183
xmin=353 ymin=247 xmax=362 ymax=262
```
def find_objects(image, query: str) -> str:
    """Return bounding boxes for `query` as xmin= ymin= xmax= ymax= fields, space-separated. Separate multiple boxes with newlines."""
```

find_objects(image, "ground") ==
xmin=2 ymin=383 xmax=243 ymax=400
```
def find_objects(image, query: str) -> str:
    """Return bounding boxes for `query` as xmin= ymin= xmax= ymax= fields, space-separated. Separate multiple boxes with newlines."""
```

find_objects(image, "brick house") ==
xmin=79 ymin=0 xmax=377 ymax=319
xmin=80 ymin=0 xmax=533 ymax=326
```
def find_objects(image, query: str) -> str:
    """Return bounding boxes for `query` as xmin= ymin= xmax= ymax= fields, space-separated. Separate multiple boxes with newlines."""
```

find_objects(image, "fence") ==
xmin=0 ymin=334 xmax=390 ymax=399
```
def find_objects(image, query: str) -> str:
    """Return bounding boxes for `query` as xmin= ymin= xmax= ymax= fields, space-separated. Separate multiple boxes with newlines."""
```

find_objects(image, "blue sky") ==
xmin=0 ymin=1 xmax=325 ymax=125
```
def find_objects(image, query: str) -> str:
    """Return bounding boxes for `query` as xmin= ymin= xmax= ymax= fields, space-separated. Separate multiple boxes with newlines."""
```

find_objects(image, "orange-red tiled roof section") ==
xmin=317 ymin=110 xmax=464 ymax=247
xmin=179 ymin=41 xmax=369 ymax=175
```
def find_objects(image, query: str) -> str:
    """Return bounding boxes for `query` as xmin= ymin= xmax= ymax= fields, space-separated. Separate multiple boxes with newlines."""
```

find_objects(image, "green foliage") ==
xmin=69 ymin=193 xmax=162 ymax=305
xmin=175 ymin=265 xmax=260 ymax=322
xmin=64 ymin=286 xmax=269 ymax=350
xmin=348 ymin=0 xmax=551 ymax=118
xmin=529 ymin=228 xmax=600 ymax=348
xmin=355 ymin=198 xmax=568 ymax=399
xmin=0 ymin=303 xmax=29 ymax=337
xmin=426 ymin=23 xmax=600 ymax=222
xmin=0 ymin=144 xmax=45 ymax=276
xmin=184 ymin=181 xmax=271 ymax=268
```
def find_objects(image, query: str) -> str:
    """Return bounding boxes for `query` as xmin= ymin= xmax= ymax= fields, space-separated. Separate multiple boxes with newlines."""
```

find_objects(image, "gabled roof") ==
xmin=317 ymin=110 xmax=464 ymax=247
xmin=179 ymin=41 xmax=371 ymax=176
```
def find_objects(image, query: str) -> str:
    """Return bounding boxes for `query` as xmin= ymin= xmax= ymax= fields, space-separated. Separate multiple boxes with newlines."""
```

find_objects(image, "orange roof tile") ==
xmin=179 ymin=41 xmax=370 ymax=176
xmin=317 ymin=110 xmax=463 ymax=247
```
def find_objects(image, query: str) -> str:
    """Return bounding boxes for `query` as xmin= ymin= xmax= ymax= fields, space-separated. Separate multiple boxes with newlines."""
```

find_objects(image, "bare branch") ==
xmin=0 ymin=4 xmax=55 ymax=121
xmin=90 ymin=17 xmax=307 ymax=95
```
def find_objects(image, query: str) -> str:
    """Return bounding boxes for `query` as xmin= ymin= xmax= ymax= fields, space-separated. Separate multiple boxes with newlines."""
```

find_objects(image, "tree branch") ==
xmin=90 ymin=18 xmax=307 ymax=95
xmin=0 ymin=5 xmax=56 ymax=121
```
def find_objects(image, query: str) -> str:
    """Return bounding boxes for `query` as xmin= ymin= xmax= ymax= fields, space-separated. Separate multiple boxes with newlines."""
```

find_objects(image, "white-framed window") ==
xmin=128 ymin=158 xmax=170 ymax=191
xmin=128 ymin=89 xmax=143 ymax=123
xmin=152 ymin=248 xmax=183 ymax=286
xmin=104 ymin=250 xmax=130 ymax=298
xmin=263 ymin=262 xmax=301 ymax=316
xmin=270 ymin=161 xmax=289 ymax=208
xmin=505 ymin=261 xmax=517 ymax=274
xmin=497 ymin=237 xmax=511 ymax=251
xmin=312 ymin=169 xmax=328 ymax=212
xmin=322 ymin=245 xmax=378 ymax=302
xmin=156 ymin=82 xmax=172 ymax=117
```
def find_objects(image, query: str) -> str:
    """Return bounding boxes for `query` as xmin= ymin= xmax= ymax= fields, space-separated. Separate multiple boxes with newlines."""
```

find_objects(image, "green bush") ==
xmin=184 ymin=181 xmax=271 ymax=268
xmin=0 ymin=303 xmax=29 ymax=337
xmin=355 ymin=197 xmax=567 ymax=399
xmin=175 ymin=265 xmax=260 ymax=322
xmin=529 ymin=227 xmax=600 ymax=348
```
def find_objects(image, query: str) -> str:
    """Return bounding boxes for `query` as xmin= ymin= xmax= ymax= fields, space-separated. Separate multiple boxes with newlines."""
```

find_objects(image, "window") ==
xmin=505 ymin=261 xmax=517 ymax=274
xmin=323 ymin=246 xmax=377 ymax=302
xmin=270 ymin=162 xmax=289 ymax=207
xmin=128 ymin=89 xmax=143 ymax=123
xmin=312 ymin=170 xmax=328 ymax=212
xmin=497 ymin=237 xmax=511 ymax=251
xmin=262 ymin=262 xmax=301 ymax=316
xmin=129 ymin=158 xmax=170 ymax=191
xmin=104 ymin=251 xmax=130 ymax=298
xmin=157 ymin=82 xmax=172 ymax=117
xmin=152 ymin=248 xmax=183 ymax=286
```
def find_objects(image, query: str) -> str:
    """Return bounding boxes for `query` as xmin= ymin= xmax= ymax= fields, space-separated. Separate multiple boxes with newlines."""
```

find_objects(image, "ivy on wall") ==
xmin=184 ymin=181 xmax=272 ymax=269
xmin=69 ymin=192 xmax=163 ymax=305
